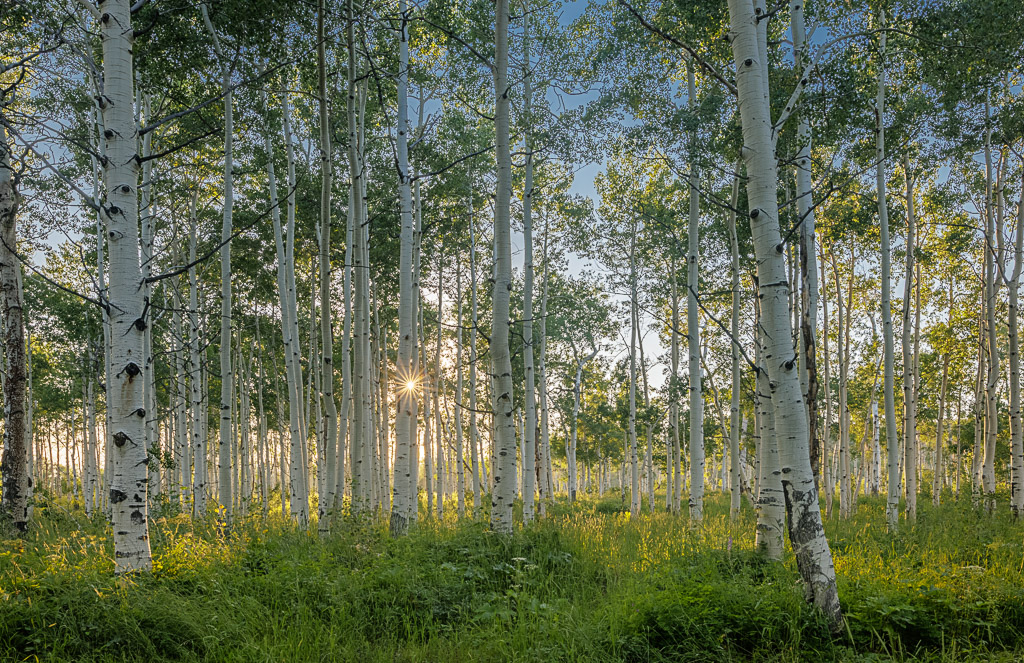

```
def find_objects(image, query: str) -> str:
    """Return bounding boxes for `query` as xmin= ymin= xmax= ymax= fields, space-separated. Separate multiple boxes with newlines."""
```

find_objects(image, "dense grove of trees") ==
xmin=2 ymin=0 xmax=1023 ymax=630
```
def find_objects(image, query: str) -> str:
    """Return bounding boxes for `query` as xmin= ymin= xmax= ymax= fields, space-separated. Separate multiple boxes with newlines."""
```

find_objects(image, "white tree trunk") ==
xmin=188 ymin=194 xmax=206 ymax=517
xmin=521 ymin=31 xmax=537 ymax=523
xmin=728 ymin=166 xmax=742 ymax=518
xmin=469 ymin=194 xmax=482 ymax=514
xmin=0 ymin=127 xmax=29 ymax=532
xmin=686 ymin=60 xmax=704 ymax=523
xmin=99 ymin=0 xmax=152 ymax=571
xmin=875 ymin=24 xmax=900 ymax=532
xmin=317 ymin=0 xmax=339 ymax=532
xmin=200 ymin=3 xmax=234 ymax=526
xmin=489 ymin=0 xmax=517 ymax=534
xmin=628 ymin=220 xmax=641 ymax=517
xmin=982 ymin=97 xmax=999 ymax=502
xmin=1009 ymin=169 xmax=1024 ymax=517
xmin=390 ymin=0 xmax=416 ymax=534
xmin=726 ymin=0 xmax=841 ymax=626
xmin=901 ymin=153 xmax=918 ymax=522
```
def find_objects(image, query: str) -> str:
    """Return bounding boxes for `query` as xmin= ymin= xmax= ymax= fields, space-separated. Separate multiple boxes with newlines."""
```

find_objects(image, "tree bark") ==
xmin=874 ymin=23 xmax=900 ymax=532
xmin=726 ymin=0 xmax=841 ymax=626
xmin=0 ymin=127 xmax=29 ymax=532
xmin=99 ymin=0 xmax=152 ymax=571
xmin=390 ymin=0 xmax=416 ymax=536
xmin=686 ymin=59 xmax=704 ymax=523
xmin=489 ymin=0 xmax=517 ymax=533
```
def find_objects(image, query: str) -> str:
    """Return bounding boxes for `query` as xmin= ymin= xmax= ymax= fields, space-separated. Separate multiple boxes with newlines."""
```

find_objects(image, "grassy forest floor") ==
xmin=1 ymin=491 xmax=1023 ymax=662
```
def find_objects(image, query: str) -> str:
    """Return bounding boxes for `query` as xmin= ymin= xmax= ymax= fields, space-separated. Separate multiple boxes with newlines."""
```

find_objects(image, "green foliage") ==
xmin=3 ymin=493 xmax=1023 ymax=662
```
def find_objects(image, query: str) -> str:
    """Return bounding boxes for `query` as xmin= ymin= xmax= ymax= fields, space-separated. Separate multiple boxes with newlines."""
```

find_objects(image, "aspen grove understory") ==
xmin=2 ymin=0 xmax=1024 ymax=660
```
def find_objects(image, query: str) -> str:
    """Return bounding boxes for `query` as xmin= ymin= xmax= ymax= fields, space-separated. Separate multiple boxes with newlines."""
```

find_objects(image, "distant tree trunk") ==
xmin=669 ymin=259 xmax=680 ymax=514
xmin=729 ymin=165 xmax=742 ymax=519
xmin=316 ymin=0 xmax=339 ymax=532
xmin=200 ymin=2 xmax=234 ymax=526
xmin=138 ymin=93 xmax=160 ymax=507
xmin=407 ymin=178 xmax=424 ymax=523
xmin=489 ymin=0 xmax=517 ymax=534
xmin=628 ymin=219 xmax=641 ymax=517
xmin=901 ymin=153 xmax=918 ymax=523
xmin=982 ymin=96 xmax=999 ymax=504
xmin=686 ymin=59 xmax=704 ymax=523
xmin=1009 ymin=168 xmax=1024 ymax=517
xmin=0 ymin=127 xmax=29 ymax=532
xmin=455 ymin=263 xmax=466 ymax=518
xmin=469 ymin=189 xmax=482 ymax=514
xmin=790 ymin=0 xmax=820 ymax=490
xmin=434 ymin=251 xmax=445 ymax=518
xmin=727 ymin=0 xmax=841 ymax=627
xmin=874 ymin=23 xmax=900 ymax=532
xmin=390 ymin=0 xmax=416 ymax=536
xmin=521 ymin=24 xmax=537 ymax=524
xmin=833 ymin=256 xmax=850 ymax=518
xmin=538 ymin=216 xmax=552 ymax=513
xmin=934 ymin=343 xmax=949 ymax=507
xmin=188 ymin=194 xmax=206 ymax=517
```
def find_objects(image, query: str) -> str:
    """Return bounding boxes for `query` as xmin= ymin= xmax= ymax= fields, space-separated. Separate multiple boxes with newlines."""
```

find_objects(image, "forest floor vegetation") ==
xmin=1 ymin=491 xmax=1022 ymax=662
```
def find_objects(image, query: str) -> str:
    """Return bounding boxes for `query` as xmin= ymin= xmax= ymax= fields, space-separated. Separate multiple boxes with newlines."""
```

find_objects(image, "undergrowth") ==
xmin=1 ymin=492 xmax=1021 ymax=662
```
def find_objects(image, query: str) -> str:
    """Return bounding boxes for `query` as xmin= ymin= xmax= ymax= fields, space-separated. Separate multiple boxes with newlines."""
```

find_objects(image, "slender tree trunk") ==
xmin=1009 ymin=168 xmax=1024 ymax=517
xmin=316 ymin=0 xmax=339 ymax=532
xmin=390 ymin=0 xmax=416 ymax=535
xmin=982 ymin=96 xmax=999 ymax=503
xmin=200 ymin=3 xmax=234 ymax=526
xmin=521 ymin=28 xmax=537 ymax=523
xmin=469 ymin=189 xmax=482 ymax=514
xmin=902 ymin=153 xmax=918 ymax=522
xmin=874 ymin=24 xmax=900 ymax=531
xmin=628 ymin=219 xmax=641 ymax=517
xmin=455 ymin=264 xmax=466 ymax=517
xmin=669 ymin=259 xmax=680 ymax=514
xmin=726 ymin=0 xmax=841 ymax=626
xmin=0 ymin=127 xmax=29 ymax=532
xmin=729 ymin=165 xmax=742 ymax=519
xmin=434 ymin=251 xmax=445 ymax=518
xmin=489 ymin=0 xmax=517 ymax=533
xmin=687 ymin=59 xmax=704 ymax=523
xmin=790 ymin=0 xmax=820 ymax=490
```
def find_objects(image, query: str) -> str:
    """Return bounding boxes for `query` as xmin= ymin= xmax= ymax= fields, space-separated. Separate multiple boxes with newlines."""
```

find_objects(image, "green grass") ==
xmin=1 ymin=491 xmax=1022 ymax=662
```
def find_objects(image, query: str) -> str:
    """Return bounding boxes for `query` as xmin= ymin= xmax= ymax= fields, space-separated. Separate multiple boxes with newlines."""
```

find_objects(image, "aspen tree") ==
xmin=347 ymin=0 xmax=369 ymax=510
xmin=874 ymin=23 xmax=900 ymax=532
xmin=390 ymin=0 xmax=416 ymax=535
xmin=94 ymin=0 xmax=152 ymax=571
xmin=1010 ymin=169 xmax=1024 ymax=517
xmin=200 ymin=2 xmax=234 ymax=526
xmin=728 ymin=166 xmax=742 ymax=519
xmin=628 ymin=218 xmax=641 ymax=517
xmin=489 ymin=0 xmax=517 ymax=533
xmin=902 ymin=153 xmax=918 ymax=522
xmin=790 ymin=0 xmax=820 ymax=486
xmin=521 ymin=21 xmax=537 ymax=523
xmin=686 ymin=59 xmax=704 ymax=523
xmin=317 ymin=0 xmax=339 ymax=531
xmin=981 ymin=97 xmax=999 ymax=502
xmin=725 ymin=0 xmax=841 ymax=627
xmin=188 ymin=194 xmax=206 ymax=517
xmin=455 ymin=264 xmax=466 ymax=518
xmin=469 ymin=189 xmax=482 ymax=514
xmin=0 ymin=126 xmax=29 ymax=532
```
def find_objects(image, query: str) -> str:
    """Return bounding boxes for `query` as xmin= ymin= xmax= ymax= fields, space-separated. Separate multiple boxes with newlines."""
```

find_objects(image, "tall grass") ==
xmin=1 ymin=492 xmax=1021 ymax=662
